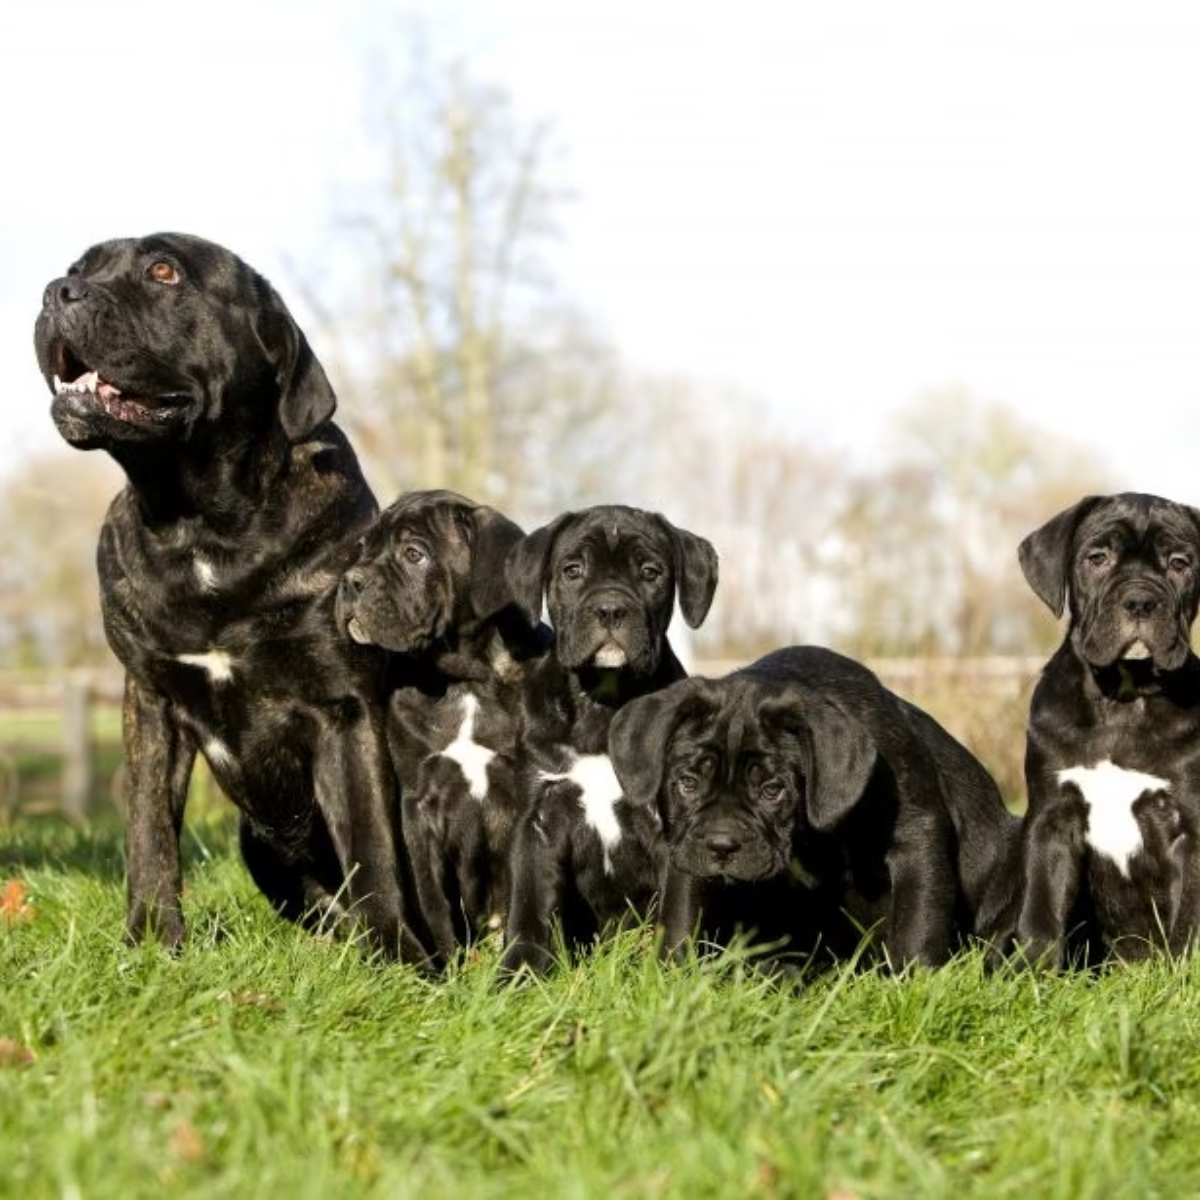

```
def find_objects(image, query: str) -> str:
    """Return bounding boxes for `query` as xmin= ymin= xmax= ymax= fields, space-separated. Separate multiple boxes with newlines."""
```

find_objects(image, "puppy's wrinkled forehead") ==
xmin=1075 ymin=495 xmax=1197 ymax=553
xmin=557 ymin=515 xmax=671 ymax=563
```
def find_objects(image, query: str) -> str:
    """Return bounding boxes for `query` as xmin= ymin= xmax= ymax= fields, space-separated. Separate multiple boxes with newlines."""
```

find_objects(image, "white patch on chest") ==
xmin=203 ymin=738 xmax=236 ymax=773
xmin=540 ymin=752 xmax=624 ymax=873
xmin=193 ymin=556 xmax=218 ymax=592
xmin=440 ymin=694 xmax=495 ymax=802
xmin=175 ymin=650 xmax=235 ymax=684
xmin=1057 ymin=760 xmax=1171 ymax=878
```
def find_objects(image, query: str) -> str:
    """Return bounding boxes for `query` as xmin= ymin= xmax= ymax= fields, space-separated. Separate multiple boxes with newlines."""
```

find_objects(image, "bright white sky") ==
xmin=5 ymin=0 xmax=1200 ymax=499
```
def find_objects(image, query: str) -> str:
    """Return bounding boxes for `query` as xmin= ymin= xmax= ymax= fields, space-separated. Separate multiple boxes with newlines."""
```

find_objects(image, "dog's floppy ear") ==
xmin=505 ymin=513 xmax=571 ymax=626
xmin=656 ymin=515 xmax=719 ymax=629
xmin=255 ymin=283 xmax=337 ymax=441
xmin=1017 ymin=495 xmax=1105 ymax=618
xmin=608 ymin=678 xmax=710 ymax=808
xmin=762 ymin=690 xmax=878 ymax=831
xmin=467 ymin=505 xmax=527 ymax=619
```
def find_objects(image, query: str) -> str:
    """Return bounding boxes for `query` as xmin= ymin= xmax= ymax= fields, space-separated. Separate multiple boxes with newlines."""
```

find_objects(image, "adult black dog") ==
xmin=608 ymin=645 xmax=1020 ymax=969
xmin=1015 ymin=492 xmax=1200 ymax=967
xmin=34 ymin=232 xmax=425 ymax=961
xmin=498 ymin=504 xmax=720 ymax=974
xmin=336 ymin=489 xmax=552 ymax=966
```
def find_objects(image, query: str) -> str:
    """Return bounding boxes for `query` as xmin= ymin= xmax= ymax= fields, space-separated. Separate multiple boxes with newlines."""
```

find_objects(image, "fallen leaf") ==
xmin=0 ymin=1039 xmax=35 ymax=1068
xmin=168 ymin=1119 xmax=206 ymax=1164
xmin=0 ymin=879 xmax=33 ymax=925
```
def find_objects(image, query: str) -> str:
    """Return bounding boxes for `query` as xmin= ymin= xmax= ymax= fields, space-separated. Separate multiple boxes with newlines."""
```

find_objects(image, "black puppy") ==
xmin=336 ymin=489 xmax=551 ymax=965
xmin=1015 ymin=492 xmax=1200 ymax=966
xmin=608 ymin=645 xmax=1020 ymax=969
xmin=498 ymin=504 xmax=719 ymax=974
xmin=34 ymin=233 xmax=425 ymax=961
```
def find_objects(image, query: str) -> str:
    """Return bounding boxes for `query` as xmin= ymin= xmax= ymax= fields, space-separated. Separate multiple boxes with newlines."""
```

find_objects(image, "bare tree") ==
xmin=0 ymin=450 xmax=123 ymax=667
xmin=828 ymin=386 xmax=1116 ymax=657
xmin=297 ymin=39 xmax=642 ymax=522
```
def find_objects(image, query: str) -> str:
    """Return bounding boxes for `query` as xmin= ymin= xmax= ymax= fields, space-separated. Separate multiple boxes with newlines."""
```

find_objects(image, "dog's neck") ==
xmin=1088 ymin=657 xmax=1198 ymax=704
xmin=429 ymin=606 xmax=551 ymax=685
xmin=112 ymin=424 xmax=295 ymax=531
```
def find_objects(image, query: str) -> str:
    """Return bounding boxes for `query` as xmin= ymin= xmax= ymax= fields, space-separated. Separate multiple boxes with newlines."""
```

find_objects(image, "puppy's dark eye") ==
xmin=403 ymin=545 xmax=427 ymax=566
xmin=1085 ymin=549 xmax=1111 ymax=568
xmin=760 ymin=781 xmax=786 ymax=804
xmin=1169 ymin=554 xmax=1192 ymax=574
xmin=148 ymin=260 xmax=181 ymax=285
xmin=640 ymin=563 xmax=663 ymax=582
xmin=675 ymin=774 xmax=699 ymax=798
xmin=562 ymin=562 xmax=584 ymax=582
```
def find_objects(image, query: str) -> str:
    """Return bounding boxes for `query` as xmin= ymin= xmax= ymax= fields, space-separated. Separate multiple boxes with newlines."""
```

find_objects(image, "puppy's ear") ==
xmin=467 ymin=505 xmax=527 ymax=619
xmin=1018 ymin=496 xmax=1104 ymax=618
xmin=608 ymin=679 xmax=708 ymax=808
xmin=764 ymin=691 xmax=878 ymax=832
xmin=505 ymin=514 xmax=570 ymax=627
xmin=255 ymin=284 xmax=337 ymax=441
xmin=657 ymin=516 xmax=719 ymax=629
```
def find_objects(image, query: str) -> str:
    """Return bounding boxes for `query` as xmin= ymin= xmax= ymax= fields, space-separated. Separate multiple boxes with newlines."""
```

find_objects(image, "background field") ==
xmin=5 ymin=804 xmax=1200 ymax=1200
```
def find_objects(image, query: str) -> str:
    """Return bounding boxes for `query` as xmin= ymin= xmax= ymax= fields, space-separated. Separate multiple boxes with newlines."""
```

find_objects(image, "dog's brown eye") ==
xmin=148 ymin=260 xmax=181 ymax=285
xmin=403 ymin=545 xmax=427 ymax=565
xmin=640 ymin=564 xmax=663 ymax=582
xmin=1085 ymin=549 xmax=1110 ymax=568
xmin=562 ymin=562 xmax=584 ymax=582
xmin=676 ymin=774 xmax=699 ymax=798
xmin=1169 ymin=554 xmax=1192 ymax=574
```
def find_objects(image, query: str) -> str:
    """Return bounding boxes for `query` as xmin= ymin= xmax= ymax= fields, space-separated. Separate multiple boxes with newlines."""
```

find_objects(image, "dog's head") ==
xmin=608 ymin=676 xmax=877 ymax=881
xmin=505 ymin=505 xmax=718 ymax=677
xmin=336 ymin=490 xmax=525 ymax=654
xmin=34 ymin=232 xmax=334 ymax=452
xmin=1018 ymin=492 xmax=1200 ymax=672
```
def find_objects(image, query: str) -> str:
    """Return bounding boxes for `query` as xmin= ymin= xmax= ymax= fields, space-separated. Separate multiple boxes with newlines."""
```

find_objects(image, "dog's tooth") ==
xmin=53 ymin=374 xmax=64 ymax=395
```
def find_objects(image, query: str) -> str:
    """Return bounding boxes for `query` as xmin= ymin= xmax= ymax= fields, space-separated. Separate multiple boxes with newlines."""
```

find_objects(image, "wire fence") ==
xmin=0 ymin=657 xmax=1045 ymax=822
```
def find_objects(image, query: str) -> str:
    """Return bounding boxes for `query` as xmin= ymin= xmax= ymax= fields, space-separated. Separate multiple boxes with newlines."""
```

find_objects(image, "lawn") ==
xmin=3 ymin=807 xmax=1199 ymax=1200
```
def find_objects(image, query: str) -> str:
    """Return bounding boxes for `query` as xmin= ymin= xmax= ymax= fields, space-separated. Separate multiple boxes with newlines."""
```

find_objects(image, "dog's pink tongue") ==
xmin=96 ymin=379 xmax=121 ymax=401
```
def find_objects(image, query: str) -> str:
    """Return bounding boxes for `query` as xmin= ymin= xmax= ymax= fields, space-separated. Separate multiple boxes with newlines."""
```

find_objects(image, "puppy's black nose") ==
xmin=340 ymin=569 xmax=364 ymax=601
xmin=705 ymin=830 xmax=742 ymax=860
xmin=593 ymin=601 xmax=627 ymax=630
xmin=44 ymin=276 xmax=90 ymax=310
xmin=1122 ymin=591 xmax=1160 ymax=619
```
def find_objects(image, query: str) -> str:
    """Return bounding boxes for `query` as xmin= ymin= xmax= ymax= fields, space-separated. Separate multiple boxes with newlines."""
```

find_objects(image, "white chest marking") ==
xmin=194 ymin=556 xmax=218 ymax=592
xmin=204 ymin=738 xmax=236 ymax=773
xmin=1057 ymin=760 xmax=1171 ymax=878
xmin=441 ymin=694 xmax=495 ymax=802
xmin=175 ymin=650 xmax=235 ymax=684
xmin=541 ymin=752 xmax=624 ymax=873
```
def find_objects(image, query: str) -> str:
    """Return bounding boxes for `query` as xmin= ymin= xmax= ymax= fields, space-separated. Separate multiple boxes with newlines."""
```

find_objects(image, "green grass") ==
xmin=4 ymin=812 xmax=1200 ymax=1200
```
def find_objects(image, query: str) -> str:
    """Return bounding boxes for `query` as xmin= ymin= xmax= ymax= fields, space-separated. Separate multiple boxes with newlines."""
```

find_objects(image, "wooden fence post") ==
xmin=61 ymin=674 xmax=94 ymax=821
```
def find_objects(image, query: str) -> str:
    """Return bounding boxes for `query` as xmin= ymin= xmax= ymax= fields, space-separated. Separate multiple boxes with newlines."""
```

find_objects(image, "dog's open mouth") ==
xmin=50 ymin=343 xmax=189 ymax=422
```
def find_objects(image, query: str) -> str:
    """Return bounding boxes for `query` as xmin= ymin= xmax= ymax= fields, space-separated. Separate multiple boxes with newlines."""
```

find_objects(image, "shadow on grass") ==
xmin=0 ymin=804 xmax=238 ymax=882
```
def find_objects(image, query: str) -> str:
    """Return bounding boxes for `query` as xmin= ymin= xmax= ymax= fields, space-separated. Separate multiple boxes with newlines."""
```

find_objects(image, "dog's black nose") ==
xmin=340 ymin=569 xmax=364 ymax=601
xmin=1122 ymin=591 xmax=1160 ymax=619
xmin=44 ymin=276 xmax=90 ymax=310
xmin=705 ymin=830 xmax=742 ymax=860
xmin=593 ymin=600 xmax=627 ymax=630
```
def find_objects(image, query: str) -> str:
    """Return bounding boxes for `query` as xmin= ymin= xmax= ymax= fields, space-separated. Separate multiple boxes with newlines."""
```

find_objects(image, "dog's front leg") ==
xmin=122 ymin=674 xmax=196 ymax=951
xmin=658 ymin=866 xmax=704 ymax=963
xmin=884 ymin=814 xmax=957 ymax=967
xmin=315 ymin=711 xmax=423 ymax=964
xmin=1169 ymin=832 xmax=1200 ymax=954
xmin=500 ymin=809 xmax=567 ymax=977
xmin=1014 ymin=801 xmax=1086 ymax=968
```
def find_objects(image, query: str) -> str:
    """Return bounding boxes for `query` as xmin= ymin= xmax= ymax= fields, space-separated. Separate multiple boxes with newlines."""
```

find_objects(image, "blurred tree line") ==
xmin=1 ymin=45 xmax=1111 ymax=672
